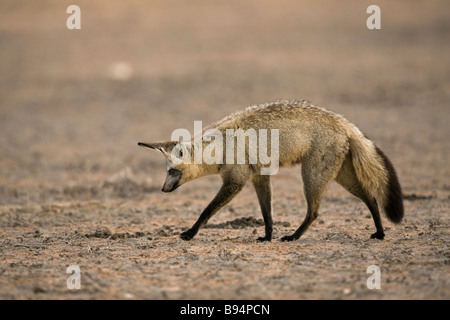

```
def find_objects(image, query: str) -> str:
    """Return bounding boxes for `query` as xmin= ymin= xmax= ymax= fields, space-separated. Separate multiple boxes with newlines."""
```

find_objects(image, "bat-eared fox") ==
xmin=138 ymin=100 xmax=403 ymax=242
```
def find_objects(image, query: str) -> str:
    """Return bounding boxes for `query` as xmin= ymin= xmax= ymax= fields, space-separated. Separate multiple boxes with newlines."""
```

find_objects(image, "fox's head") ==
xmin=138 ymin=141 xmax=210 ymax=193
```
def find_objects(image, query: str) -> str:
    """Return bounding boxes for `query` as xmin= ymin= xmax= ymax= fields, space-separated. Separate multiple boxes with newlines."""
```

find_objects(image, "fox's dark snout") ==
xmin=161 ymin=183 xmax=180 ymax=193
xmin=162 ymin=168 xmax=182 ymax=193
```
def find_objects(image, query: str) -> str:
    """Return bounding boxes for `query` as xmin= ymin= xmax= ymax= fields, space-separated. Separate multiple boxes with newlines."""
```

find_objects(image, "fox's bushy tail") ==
xmin=347 ymin=125 xmax=404 ymax=223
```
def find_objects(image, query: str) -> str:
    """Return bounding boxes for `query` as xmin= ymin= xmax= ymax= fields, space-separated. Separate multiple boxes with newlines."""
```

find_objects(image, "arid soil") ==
xmin=0 ymin=1 xmax=449 ymax=300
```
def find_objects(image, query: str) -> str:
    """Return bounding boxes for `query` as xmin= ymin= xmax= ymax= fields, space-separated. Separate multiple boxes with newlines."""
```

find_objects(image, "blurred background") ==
xmin=0 ymin=0 xmax=449 ymax=204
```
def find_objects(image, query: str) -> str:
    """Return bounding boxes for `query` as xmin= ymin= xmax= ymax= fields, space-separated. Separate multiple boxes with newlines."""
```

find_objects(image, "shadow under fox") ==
xmin=138 ymin=100 xmax=404 ymax=242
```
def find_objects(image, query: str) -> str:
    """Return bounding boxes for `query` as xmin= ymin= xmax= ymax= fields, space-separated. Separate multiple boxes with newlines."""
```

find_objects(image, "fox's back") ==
xmin=208 ymin=100 xmax=351 ymax=167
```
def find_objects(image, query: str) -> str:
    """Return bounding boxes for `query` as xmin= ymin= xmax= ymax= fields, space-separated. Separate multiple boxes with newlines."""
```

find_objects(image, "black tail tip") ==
xmin=385 ymin=192 xmax=404 ymax=224
xmin=376 ymin=146 xmax=404 ymax=223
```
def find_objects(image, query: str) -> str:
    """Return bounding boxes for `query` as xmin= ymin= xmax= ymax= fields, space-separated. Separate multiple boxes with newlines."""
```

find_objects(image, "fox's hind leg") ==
xmin=335 ymin=153 xmax=384 ymax=239
xmin=252 ymin=175 xmax=273 ymax=242
xmin=281 ymin=144 xmax=347 ymax=242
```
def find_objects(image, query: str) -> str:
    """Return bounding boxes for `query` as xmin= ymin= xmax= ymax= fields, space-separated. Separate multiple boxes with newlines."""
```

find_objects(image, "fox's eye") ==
xmin=168 ymin=168 xmax=182 ymax=177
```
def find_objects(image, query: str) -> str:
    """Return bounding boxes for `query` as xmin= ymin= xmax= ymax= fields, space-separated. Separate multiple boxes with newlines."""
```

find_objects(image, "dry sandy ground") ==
xmin=0 ymin=1 xmax=449 ymax=300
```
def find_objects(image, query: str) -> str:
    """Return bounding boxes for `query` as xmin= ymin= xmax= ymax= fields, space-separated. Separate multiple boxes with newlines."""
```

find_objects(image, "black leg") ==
xmin=367 ymin=198 xmax=384 ymax=239
xmin=252 ymin=175 xmax=273 ymax=242
xmin=180 ymin=183 xmax=244 ymax=240
xmin=280 ymin=208 xmax=318 ymax=242
xmin=281 ymin=159 xmax=334 ymax=242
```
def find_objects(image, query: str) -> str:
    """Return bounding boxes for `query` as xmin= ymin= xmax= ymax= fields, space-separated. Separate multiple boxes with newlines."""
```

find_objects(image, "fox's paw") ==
xmin=256 ymin=236 xmax=271 ymax=242
xmin=280 ymin=235 xmax=297 ymax=242
xmin=180 ymin=230 xmax=195 ymax=241
xmin=370 ymin=231 xmax=385 ymax=240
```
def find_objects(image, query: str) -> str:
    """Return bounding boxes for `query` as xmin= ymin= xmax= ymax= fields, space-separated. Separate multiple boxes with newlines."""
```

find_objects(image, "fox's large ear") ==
xmin=137 ymin=141 xmax=178 ymax=157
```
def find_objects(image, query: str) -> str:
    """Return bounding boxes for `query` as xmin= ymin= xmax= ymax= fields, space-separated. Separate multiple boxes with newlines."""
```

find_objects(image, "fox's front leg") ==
xmin=252 ymin=175 xmax=273 ymax=242
xmin=180 ymin=182 xmax=245 ymax=240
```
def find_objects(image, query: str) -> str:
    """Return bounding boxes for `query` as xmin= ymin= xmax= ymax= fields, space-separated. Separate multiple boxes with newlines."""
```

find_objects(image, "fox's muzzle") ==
xmin=162 ymin=168 xmax=182 ymax=192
